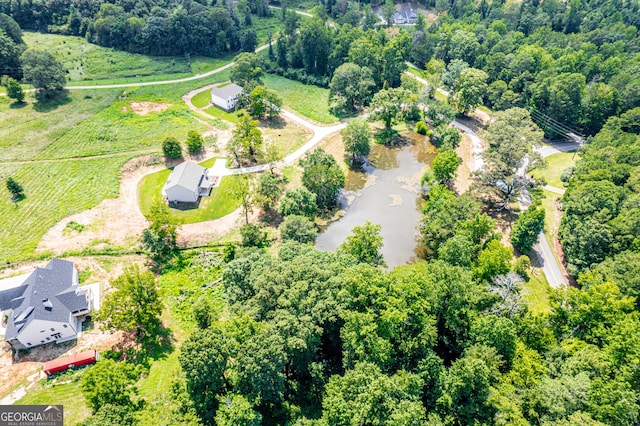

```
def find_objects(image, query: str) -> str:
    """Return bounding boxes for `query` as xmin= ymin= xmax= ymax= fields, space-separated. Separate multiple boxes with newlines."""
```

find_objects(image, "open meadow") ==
xmin=0 ymin=68 xmax=233 ymax=264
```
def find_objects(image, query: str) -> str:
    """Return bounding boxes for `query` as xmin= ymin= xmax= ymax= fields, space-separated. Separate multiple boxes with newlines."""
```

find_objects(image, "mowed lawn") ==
xmin=263 ymin=74 xmax=340 ymax=124
xmin=16 ymin=369 xmax=91 ymax=426
xmin=532 ymin=151 xmax=578 ymax=189
xmin=138 ymin=158 xmax=242 ymax=224
xmin=522 ymin=268 xmax=552 ymax=314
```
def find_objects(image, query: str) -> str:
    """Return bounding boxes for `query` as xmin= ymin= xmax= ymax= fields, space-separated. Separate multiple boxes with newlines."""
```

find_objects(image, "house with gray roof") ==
xmin=210 ymin=83 xmax=244 ymax=111
xmin=162 ymin=161 xmax=214 ymax=204
xmin=1 ymin=259 xmax=91 ymax=350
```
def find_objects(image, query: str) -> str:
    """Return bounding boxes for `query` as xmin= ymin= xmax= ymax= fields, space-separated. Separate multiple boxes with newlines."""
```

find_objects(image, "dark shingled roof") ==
xmin=3 ymin=259 xmax=88 ymax=341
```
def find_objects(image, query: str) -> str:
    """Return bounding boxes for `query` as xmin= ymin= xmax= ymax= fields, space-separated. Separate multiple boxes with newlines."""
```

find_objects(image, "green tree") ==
xmin=162 ymin=137 xmax=182 ymax=160
xmin=474 ymin=240 xmax=513 ymax=282
xmin=511 ymin=206 xmax=545 ymax=253
xmin=320 ymin=362 xmax=426 ymax=424
xmin=341 ymin=118 xmax=372 ymax=165
xmin=228 ymin=114 xmax=263 ymax=164
xmin=329 ymin=62 xmax=376 ymax=113
xmin=432 ymin=149 xmax=462 ymax=183
xmin=179 ymin=327 xmax=234 ymax=422
xmin=279 ymin=214 xmax=317 ymax=244
xmin=81 ymin=360 xmax=140 ymax=412
xmin=451 ymin=68 xmax=489 ymax=113
xmin=255 ymin=172 xmax=285 ymax=212
xmin=5 ymin=77 xmax=23 ymax=102
xmin=249 ymin=85 xmax=282 ymax=119
xmin=369 ymin=87 xmax=410 ymax=129
xmin=424 ymin=100 xmax=456 ymax=128
xmin=96 ymin=266 xmax=162 ymax=341
xmin=338 ymin=221 xmax=385 ymax=267
xmin=240 ymin=223 xmax=268 ymax=247
xmin=215 ymin=394 xmax=262 ymax=425
xmin=236 ymin=331 xmax=287 ymax=405
xmin=230 ymin=52 xmax=264 ymax=87
xmin=278 ymin=187 xmax=318 ymax=218
xmin=228 ymin=174 xmax=253 ymax=224
xmin=20 ymin=49 xmax=66 ymax=93
xmin=441 ymin=59 xmax=469 ymax=91
xmin=5 ymin=177 xmax=24 ymax=203
xmin=300 ymin=148 xmax=346 ymax=210
xmin=192 ymin=295 xmax=215 ymax=329
xmin=382 ymin=0 xmax=396 ymax=27
xmin=81 ymin=404 xmax=136 ymax=426
xmin=140 ymin=201 xmax=178 ymax=266
xmin=185 ymin=131 xmax=204 ymax=155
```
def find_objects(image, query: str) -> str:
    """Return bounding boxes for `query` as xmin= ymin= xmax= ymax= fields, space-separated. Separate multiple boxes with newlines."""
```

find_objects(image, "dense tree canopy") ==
xmin=300 ymin=148 xmax=345 ymax=210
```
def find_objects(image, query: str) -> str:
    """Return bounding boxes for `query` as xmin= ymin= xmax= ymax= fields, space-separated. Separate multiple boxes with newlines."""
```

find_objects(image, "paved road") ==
xmin=406 ymin=69 xmax=574 ymax=289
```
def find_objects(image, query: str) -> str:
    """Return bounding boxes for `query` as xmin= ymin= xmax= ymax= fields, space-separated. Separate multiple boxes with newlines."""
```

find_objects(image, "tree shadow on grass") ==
xmin=9 ymin=101 xmax=27 ymax=109
xmin=33 ymin=90 xmax=72 ymax=113
xmin=259 ymin=115 xmax=287 ymax=129
xmin=113 ymin=324 xmax=175 ymax=367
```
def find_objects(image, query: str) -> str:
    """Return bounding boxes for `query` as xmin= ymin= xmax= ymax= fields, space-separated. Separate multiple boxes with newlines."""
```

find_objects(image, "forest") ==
xmin=2 ymin=0 xmax=640 ymax=423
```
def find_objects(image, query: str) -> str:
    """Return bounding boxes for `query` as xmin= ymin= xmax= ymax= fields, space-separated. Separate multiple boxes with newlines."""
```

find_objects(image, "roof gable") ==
xmin=164 ymin=161 xmax=207 ymax=192
xmin=3 ymin=259 xmax=87 ymax=342
xmin=211 ymin=83 xmax=243 ymax=100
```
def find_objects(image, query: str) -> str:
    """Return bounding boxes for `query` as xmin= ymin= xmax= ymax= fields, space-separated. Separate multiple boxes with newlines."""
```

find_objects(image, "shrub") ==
xmin=513 ymin=255 xmax=531 ymax=280
xmin=240 ymin=223 xmax=268 ymax=247
xmin=162 ymin=137 xmax=182 ymax=159
xmin=560 ymin=166 xmax=574 ymax=185
xmin=279 ymin=215 xmax=318 ymax=244
xmin=416 ymin=121 xmax=428 ymax=135
xmin=186 ymin=131 xmax=204 ymax=155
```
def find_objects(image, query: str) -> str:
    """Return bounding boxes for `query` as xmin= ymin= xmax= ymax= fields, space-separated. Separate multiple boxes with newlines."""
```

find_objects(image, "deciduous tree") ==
xmin=185 ymin=131 xmax=204 ymax=155
xmin=451 ymin=68 xmax=489 ymax=113
xmin=341 ymin=118 xmax=372 ymax=165
xmin=279 ymin=214 xmax=317 ymax=244
xmin=511 ymin=206 xmax=545 ymax=253
xmin=369 ymin=87 xmax=410 ymax=129
xmin=278 ymin=187 xmax=318 ymax=218
xmin=81 ymin=360 xmax=140 ymax=412
xmin=432 ymin=149 xmax=462 ymax=184
xmin=20 ymin=49 xmax=66 ymax=93
xmin=338 ymin=221 xmax=385 ymax=267
xmin=162 ymin=137 xmax=182 ymax=160
xmin=300 ymin=148 xmax=345 ymax=209
xmin=96 ymin=266 xmax=162 ymax=341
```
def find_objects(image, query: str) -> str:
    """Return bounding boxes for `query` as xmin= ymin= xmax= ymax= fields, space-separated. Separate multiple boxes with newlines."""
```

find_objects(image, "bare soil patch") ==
xmin=454 ymin=132 xmax=473 ymax=194
xmin=126 ymin=102 xmax=172 ymax=116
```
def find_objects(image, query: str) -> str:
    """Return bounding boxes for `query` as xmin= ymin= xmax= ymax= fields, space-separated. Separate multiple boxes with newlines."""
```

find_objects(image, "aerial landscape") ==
xmin=0 ymin=0 xmax=639 ymax=424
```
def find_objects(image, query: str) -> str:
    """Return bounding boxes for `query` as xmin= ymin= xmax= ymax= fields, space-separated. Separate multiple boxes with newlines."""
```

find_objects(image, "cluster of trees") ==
xmin=559 ymin=107 xmax=640 ymax=277
xmin=410 ymin=0 xmax=640 ymax=135
xmin=162 ymin=131 xmax=205 ymax=160
xmin=1 ymin=0 xmax=269 ymax=57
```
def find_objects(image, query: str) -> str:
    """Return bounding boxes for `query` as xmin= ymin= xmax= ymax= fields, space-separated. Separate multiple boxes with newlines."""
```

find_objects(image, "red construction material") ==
xmin=43 ymin=350 xmax=98 ymax=376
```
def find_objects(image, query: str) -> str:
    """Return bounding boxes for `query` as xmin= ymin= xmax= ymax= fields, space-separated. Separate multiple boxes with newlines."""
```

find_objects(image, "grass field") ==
xmin=0 ymin=68 xmax=233 ymax=264
xmin=16 ymin=368 xmax=91 ymax=426
xmin=532 ymin=151 xmax=578 ymax=188
xmin=522 ymin=268 xmax=552 ymax=314
xmin=138 ymin=159 xmax=242 ymax=224
xmin=263 ymin=74 xmax=339 ymax=124
xmin=262 ymin=118 xmax=311 ymax=157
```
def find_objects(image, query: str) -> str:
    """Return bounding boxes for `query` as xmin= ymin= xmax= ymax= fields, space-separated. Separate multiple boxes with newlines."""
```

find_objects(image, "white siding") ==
xmin=17 ymin=318 xmax=78 ymax=348
xmin=165 ymin=185 xmax=198 ymax=203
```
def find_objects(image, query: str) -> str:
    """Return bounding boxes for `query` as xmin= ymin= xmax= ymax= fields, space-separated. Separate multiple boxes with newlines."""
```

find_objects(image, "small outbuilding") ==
xmin=162 ymin=161 xmax=213 ymax=204
xmin=43 ymin=350 xmax=99 ymax=376
xmin=210 ymin=83 xmax=244 ymax=111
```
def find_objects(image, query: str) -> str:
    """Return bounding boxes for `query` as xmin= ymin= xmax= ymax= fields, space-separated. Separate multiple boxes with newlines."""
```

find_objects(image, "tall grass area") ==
xmin=15 ymin=369 xmax=91 ymax=426
xmin=263 ymin=74 xmax=340 ymax=124
xmin=0 ymin=70 xmax=233 ymax=264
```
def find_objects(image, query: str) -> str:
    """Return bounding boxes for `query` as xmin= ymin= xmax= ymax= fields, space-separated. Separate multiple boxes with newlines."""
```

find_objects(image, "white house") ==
xmin=1 ymin=259 xmax=91 ymax=350
xmin=210 ymin=83 xmax=244 ymax=111
xmin=162 ymin=161 xmax=213 ymax=204
xmin=392 ymin=12 xmax=407 ymax=24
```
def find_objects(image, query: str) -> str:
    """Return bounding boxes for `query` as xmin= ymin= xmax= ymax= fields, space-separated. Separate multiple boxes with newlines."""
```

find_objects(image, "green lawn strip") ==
xmin=133 ymin=70 xmax=231 ymax=102
xmin=263 ymin=73 xmax=339 ymax=124
xmin=203 ymin=105 xmax=241 ymax=124
xmin=539 ymin=188 xmax=565 ymax=267
xmin=138 ymin=159 xmax=242 ymax=225
xmin=0 ymin=91 xmax=117 ymax=162
xmin=522 ymin=268 xmax=552 ymax=314
xmin=15 ymin=369 xmax=92 ymax=426
xmin=191 ymin=89 xmax=213 ymax=109
xmin=531 ymin=151 xmax=577 ymax=189
xmin=0 ymin=155 xmax=129 ymax=263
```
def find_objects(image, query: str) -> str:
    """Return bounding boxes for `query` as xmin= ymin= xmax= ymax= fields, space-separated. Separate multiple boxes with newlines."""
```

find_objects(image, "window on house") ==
xmin=52 ymin=333 xmax=62 ymax=339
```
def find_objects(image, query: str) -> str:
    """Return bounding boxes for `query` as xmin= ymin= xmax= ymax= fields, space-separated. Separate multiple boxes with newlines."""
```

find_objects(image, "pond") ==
xmin=315 ymin=134 xmax=436 ymax=267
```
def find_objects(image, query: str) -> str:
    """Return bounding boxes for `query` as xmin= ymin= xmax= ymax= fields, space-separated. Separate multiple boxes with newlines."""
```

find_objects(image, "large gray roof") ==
xmin=164 ymin=161 xmax=207 ymax=192
xmin=210 ymin=83 xmax=243 ymax=99
xmin=4 ymin=259 xmax=88 ymax=341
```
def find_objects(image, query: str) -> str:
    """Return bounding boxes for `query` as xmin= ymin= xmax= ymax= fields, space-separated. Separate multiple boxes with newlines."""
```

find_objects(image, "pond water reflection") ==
xmin=316 ymin=134 xmax=436 ymax=267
